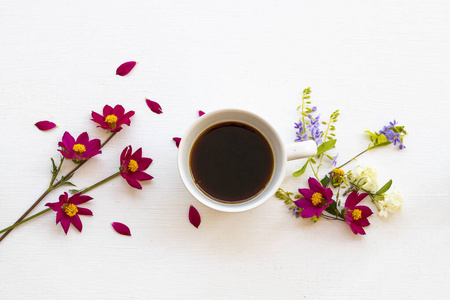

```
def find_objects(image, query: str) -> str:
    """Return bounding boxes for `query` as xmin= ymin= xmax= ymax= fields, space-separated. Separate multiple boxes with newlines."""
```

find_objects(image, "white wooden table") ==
xmin=1 ymin=1 xmax=449 ymax=299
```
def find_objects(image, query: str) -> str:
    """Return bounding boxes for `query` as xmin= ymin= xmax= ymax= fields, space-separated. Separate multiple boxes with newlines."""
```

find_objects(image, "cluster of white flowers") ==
xmin=350 ymin=164 xmax=379 ymax=193
xmin=374 ymin=187 xmax=404 ymax=218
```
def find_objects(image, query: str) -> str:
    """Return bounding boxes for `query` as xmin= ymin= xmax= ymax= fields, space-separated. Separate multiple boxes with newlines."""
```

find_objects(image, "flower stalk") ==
xmin=0 ymin=132 xmax=118 ymax=243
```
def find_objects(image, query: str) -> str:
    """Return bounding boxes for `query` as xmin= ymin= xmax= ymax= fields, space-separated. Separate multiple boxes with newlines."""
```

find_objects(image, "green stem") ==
xmin=80 ymin=172 xmax=120 ymax=194
xmin=0 ymin=131 xmax=118 ymax=244
xmin=0 ymin=208 xmax=51 ymax=234
xmin=331 ymin=148 xmax=371 ymax=173
xmin=308 ymin=159 xmax=320 ymax=181
xmin=316 ymin=116 xmax=333 ymax=173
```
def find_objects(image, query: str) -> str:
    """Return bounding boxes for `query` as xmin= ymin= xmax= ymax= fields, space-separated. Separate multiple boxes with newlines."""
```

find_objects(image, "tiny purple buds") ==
xmin=146 ymin=98 xmax=163 ymax=114
xmin=111 ymin=222 xmax=131 ymax=236
xmin=198 ymin=110 xmax=205 ymax=117
xmin=189 ymin=205 xmax=201 ymax=228
xmin=173 ymin=137 xmax=181 ymax=148
xmin=35 ymin=121 xmax=57 ymax=131
xmin=116 ymin=61 xmax=137 ymax=76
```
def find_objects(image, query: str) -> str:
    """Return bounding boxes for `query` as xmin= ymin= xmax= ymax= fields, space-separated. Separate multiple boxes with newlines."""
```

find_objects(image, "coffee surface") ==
xmin=190 ymin=122 xmax=274 ymax=203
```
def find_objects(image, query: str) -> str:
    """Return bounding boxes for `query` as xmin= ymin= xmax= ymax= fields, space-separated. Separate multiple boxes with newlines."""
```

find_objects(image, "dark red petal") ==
xmin=116 ymin=61 xmax=137 ymax=76
xmin=103 ymin=105 xmax=114 ymax=116
xmin=70 ymin=193 xmax=93 ymax=205
xmin=77 ymin=207 xmax=93 ymax=216
xmin=198 ymin=110 xmax=205 ymax=117
xmin=131 ymin=171 xmax=153 ymax=181
xmin=91 ymin=111 xmax=105 ymax=124
xmin=131 ymin=147 xmax=143 ymax=161
xmin=113 ymin=105 xmax=125 ymax=118
xmin=137 ymin=157 xmax=153 ymax=171
xmin=146 ymin=98 xmax=163 ymax=114
xmin=124 ymin=175 xmax=143 ymax=189
xmin=45 ymin=201 xmax=61 ymax=212
xmin=189 ymin=205 xmax=201 ymax=228
xmin=173 ymin=137 xmax=181 ymax=148
xmin=35 ymin=121 xmax=57 ymax=131
xmin=300 ymin=207 xmax=318 ymax=218
xmin=298 ymin=188 xmax=314 ymax=200
xmin=76 ymin=132 xmax=89 ymax=145
xmin=294 ymin=198 xmax=313 ymax=208
xmin=60 ymin=215 xmax=70 ymax=234
xmin=71 ymin=214 xmax=83 ymax=232
xmin=62 ymin=131 xmax=75 ymax=149
xmin=111 ymin=222 xmax=131 ymax=236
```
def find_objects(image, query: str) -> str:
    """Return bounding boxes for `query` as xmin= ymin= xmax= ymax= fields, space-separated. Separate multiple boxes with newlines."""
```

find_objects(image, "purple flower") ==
xmin=45 ymin=192 xmax=93 ymax=234
xmin=378 ymin=120 xmax=406 ymax=149
xmin=91 ymin=104 xmax=135 ymax=132
xmin=294 ymin=122 xmax=308 ymax=142
xmin=119 ymin=146 xmax=153 ymax=189
xmin=294 ymin=177 xmax=333 ymax=218
xmin=58 ymin=132 xmax=102 ymax=163
xmin=332 ymin=153 xmax=339 ymax=167
xmin=344 ymin=191 xmax=373 ymax=235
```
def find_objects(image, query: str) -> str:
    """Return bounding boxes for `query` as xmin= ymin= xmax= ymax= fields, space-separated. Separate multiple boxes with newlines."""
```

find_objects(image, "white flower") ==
xmin=375 ymin=187 xmax=403 ymax=218
xmin=351 ymin=164 xmax=379 ymax=193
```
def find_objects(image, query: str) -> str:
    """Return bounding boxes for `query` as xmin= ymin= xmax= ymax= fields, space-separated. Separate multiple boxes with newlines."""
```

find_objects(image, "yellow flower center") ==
xmin=311 ymin=192 xmax=324 ymax=206
xmin=128 ymin=159 xmax=139 ymax=172
xmin=105 ymin=114 xmax=118 ymax=128
xmin=64 ymin=203 xmax=78 ymax=217
xmin=333 ymin=168 xmax=345 ymax=177
xmin=352 ymin=209 xmax=362 ymax=220
xmin=72 ymin=144 xmax=86 ymax=154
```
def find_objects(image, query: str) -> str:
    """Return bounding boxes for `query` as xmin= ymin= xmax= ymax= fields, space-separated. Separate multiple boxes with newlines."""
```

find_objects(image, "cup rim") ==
xmin=177 ymin=109 xmax=287 ymax=212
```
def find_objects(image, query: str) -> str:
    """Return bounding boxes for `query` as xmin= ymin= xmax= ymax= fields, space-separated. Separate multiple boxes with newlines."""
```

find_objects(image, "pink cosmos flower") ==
xmin=91 ymin=104 xmax=135 ymax=132
xmin=119 ymin=146 xmax=153 ymax=189
xmin=58 ymin=132 xmax=102 ymax=163
xmin=116 ymin=61 xmax=137 ymax=76
xmin=344 ymin=191 xmax=373 ymax=235
xmin=45 ymin=192 xmax=93 ymax=234
xmin=294 ymin=177 xmax=333 ymax=218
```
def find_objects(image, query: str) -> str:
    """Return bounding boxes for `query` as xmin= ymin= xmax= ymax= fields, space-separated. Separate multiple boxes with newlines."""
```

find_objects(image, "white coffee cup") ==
xmin=177 ymin=109 xmax=317 ymax=212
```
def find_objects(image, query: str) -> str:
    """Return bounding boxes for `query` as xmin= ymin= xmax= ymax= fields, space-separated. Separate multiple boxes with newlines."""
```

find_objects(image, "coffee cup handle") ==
xmin=286 ymin=140 xmax=317 ymax=161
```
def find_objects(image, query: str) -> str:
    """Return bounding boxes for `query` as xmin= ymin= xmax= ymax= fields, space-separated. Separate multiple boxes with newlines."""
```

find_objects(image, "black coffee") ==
xmin=189 ymin=122 xmax=274 ymax=203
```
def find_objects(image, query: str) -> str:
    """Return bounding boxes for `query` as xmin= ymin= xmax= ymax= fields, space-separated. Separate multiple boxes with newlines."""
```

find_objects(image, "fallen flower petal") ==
xmin=116 ymin=61 xmax=137 ymax=76
xmin=146 ymin=98 xmax=163 ymax=114
xmin=198 ymin=110 xmax=205 ymax=117
xmin=111 ymin=222 xmax=131 ymax=236
xmin=35 ymin=121 xmax=57 ymax=131
xmin=189 ymin=205 xmax=201 ymax=228
xmin=173 ymin=137 xmax=181 ymax=148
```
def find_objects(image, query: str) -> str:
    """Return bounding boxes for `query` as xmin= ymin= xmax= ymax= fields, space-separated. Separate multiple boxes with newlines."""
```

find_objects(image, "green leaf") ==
xmin=376 ymin=179 xmax=392 ymax=195
xmin=55 ymin=174 xmax=76 ymax=188
xmin=293 ymin=160 xmax=309 ymax=177
xmin=364 ymin=130 xmax=378 ymax=142
xmin=320 ymin=175 xmax=331 ymax=188
xmin=325 ymin=201 xmax=339 ymax=217
xmin=316 ymin=139 xmax=337 ymax=156
xmin=377 ymin=134 xmax=388 ymax=144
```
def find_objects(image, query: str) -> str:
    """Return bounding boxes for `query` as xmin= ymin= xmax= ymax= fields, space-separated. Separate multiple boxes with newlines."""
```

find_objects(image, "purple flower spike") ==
xmin=111 ymin=222 xmax=132 ymax=236
xmin=116 ymin=61 xmax=137 ymax=76
xmin=189 ymin=205 xmax=201 ymax=228
xmin=173 ymin=137 xmax=181 ymax=148
xmin=198 ymin=110 xmax=205 ymax=117
xmin=35 ymin=121 xmax=57 ymax=131
xmin=146 ymin=98 xmax=163 ymax=114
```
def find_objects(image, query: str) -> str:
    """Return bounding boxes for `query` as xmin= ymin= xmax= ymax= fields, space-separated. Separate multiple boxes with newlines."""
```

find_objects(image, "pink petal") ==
xmin=116 ymin=61 xmax=137 ymax=76
xmin=111 ymin=222 xmax=131 ymax=236
xmin=189 ymin=205 xmax=201 ymax=228
xmin=146 ymin=98 xmax=163 ymax=114
xmin=198 ymin=110 xmax=205 ymax=117
xmin=173 ymin=137 xmax=181 ymax=148
xmin=35 ymin=121 xmax=57 ymax=131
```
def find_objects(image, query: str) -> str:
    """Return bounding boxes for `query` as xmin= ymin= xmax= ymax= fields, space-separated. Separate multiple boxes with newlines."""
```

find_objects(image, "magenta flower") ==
xmin=111 ymin=222 xmax=131 ymax=236
xmin=58 ymin=132 xmax=101 ymax=163
xmin=146 ymin=98 xmax=163 ymax=114
xmin=45 ymin=192 xmax=93 ymax=234
xmin=119 ymin=146 xmax=153 ymax=189
xmin=344 ymin=191 xmax=373 ymax=235
xmin=116 ymin=61 xmax=137 ymax=76
xmin=35 ymin=120 xmax=57 ymax=131
xmin=294 ymin=177 xmax=333 ymax=218
xmin=189 ymin=205 xmax=201 ymax=228
xmin=91 ymin=104 xmax=135 ymax=132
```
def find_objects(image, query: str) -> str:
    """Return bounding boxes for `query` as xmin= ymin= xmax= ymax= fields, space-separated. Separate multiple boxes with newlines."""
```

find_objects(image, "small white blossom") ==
xmin=351 ymin=164 xmax=379 ymax=193
xmin=375 ymin=187 xmax=403 ymax=218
